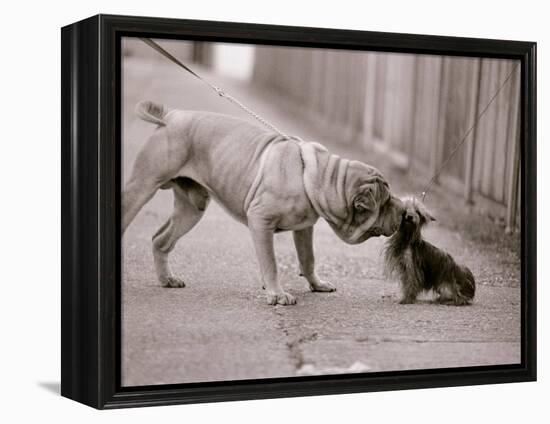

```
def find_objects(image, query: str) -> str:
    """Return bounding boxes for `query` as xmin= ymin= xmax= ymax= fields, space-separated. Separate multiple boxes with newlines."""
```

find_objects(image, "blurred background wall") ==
xmin=123 ymin=40 xmax=520 ymax=231
xmin=252 ymin=47 xmax=520 ymax=231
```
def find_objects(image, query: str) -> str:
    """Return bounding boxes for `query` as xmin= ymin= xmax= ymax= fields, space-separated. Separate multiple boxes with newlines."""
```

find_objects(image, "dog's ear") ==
xmin=353 ymin=177 xmax=390 ymax=212
xmin=417 ymin=203 xmax=436 ymax=222
xmin=353 ymin=183 xmax=378 ymax=212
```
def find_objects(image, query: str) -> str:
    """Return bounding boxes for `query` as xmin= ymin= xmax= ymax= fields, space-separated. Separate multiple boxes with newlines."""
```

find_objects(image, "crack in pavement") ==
xmin=355 ymin=335 xmax=519 ymax=344
xmin=286 ymin=332 xmax=319 ymax=369
xmin=273 ymin=308 xmax=319 ymax=371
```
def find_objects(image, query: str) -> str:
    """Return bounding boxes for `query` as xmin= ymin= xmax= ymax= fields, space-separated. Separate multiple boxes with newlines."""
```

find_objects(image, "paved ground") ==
xmin=121 ymin=55 xmax=521 ymax=386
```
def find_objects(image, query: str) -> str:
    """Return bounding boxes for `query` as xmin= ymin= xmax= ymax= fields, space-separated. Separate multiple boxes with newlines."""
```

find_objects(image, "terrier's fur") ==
xmin=384 ymin=197 xmax=475 ymax=305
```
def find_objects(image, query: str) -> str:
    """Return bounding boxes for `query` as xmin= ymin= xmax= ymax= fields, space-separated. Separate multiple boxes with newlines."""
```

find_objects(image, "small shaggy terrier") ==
xmin=384 ymin=197 xmax=475 ymax=305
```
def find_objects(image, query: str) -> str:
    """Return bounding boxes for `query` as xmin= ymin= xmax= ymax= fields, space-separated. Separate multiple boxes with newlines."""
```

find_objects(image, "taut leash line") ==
xmin=141 ymin=37 xmax=517 ymax=202
xmin=140 ymin=38 xmax=293 ymax=139
xmin=420 ymin=63 xmax=520 ymax=202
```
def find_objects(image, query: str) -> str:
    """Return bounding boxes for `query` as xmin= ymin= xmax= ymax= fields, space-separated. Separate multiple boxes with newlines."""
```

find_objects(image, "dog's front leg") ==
xmin=249 ymin=221 xmax=296 ymax=306
xmin=293 ymin=227 xmax=336 ymax=292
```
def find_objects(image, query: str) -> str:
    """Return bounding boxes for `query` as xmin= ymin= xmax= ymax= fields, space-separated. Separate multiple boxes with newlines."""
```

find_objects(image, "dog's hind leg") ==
xmin=152 ymin=178 xmax=210 ymax=288
xmin=122 ymin=128 xmax=186 ymax=234
xmin=122 ymin=177 xmax=161 ymax=234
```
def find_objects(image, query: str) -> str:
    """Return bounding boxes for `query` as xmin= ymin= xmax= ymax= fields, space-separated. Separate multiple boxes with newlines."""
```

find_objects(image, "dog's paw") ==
xmin=267 ymin=291 xmax=297 ymax=306
xmin=310 ymin=280 xmax=336 ymax=292
xmin=160 ymin=277 xmax=186 ymax=288
xmin=437 ymin=297 xmax=471 ymax=306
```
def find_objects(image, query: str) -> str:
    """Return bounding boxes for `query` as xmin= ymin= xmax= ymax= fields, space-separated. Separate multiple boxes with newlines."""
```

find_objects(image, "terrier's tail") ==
xmin=135 ymin=100 xmax=168 ymax=126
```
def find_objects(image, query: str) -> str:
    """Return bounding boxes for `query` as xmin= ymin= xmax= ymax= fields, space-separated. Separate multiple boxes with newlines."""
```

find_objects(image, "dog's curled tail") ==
xmin=135 ymin=100 xmax=169 ymax=126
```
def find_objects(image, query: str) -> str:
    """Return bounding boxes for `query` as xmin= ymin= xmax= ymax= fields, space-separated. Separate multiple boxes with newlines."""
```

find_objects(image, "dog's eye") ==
xmin=353 ymin=199 xmax=370 ymax=213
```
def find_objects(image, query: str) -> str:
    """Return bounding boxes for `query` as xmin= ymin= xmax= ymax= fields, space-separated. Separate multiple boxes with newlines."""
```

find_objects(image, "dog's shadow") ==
xmin=384 ymin=293 xmax=473 ymax=307
xmin=420 ymin=299 xmax=473 ymax=307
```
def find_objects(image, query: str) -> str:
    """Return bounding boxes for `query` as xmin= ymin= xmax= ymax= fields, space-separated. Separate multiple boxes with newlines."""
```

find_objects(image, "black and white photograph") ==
xmin=121 ymin=36 xmax=522 ymax=386
xmin=3 ymin=0 xmax=545 ymax=420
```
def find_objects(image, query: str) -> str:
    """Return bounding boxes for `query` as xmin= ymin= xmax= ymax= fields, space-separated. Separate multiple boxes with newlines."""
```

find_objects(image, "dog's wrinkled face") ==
xmin=329 ymin=162 xmax=404 ymax=244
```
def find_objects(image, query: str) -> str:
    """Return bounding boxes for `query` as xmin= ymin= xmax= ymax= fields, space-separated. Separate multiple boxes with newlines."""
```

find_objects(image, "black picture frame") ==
xmin=61 ymin=14 xmax=537 ymax=409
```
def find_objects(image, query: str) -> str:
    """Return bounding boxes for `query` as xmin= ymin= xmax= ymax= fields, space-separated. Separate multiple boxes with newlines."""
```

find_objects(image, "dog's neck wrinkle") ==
xmin=242 ymin=134 xmax=284 ymax=213
xmin=297 ymin=142 xmax=323 ymax=219
xmin=298 ymin=141 xmax=347 ymax=225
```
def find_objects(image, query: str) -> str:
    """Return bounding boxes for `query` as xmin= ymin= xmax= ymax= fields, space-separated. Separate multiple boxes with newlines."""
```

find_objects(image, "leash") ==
xmin=420 ymin=62 xmax=520 ymax=202
xmin=140 ymin=38 xmax=518 ymax=202
xmin=140 ymin=38 xmax=293 ymax=139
